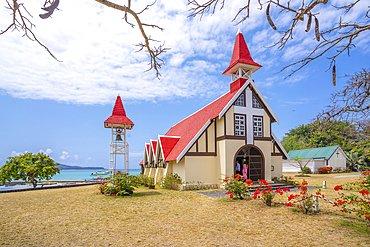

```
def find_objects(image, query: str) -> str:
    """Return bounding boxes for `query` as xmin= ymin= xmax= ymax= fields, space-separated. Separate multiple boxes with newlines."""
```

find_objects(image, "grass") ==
xmin=0 ymin=173 xmax=369 ymax=246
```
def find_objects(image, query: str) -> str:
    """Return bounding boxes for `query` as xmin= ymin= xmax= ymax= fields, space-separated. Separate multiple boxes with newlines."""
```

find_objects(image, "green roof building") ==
xmin=283 ymin=145 xmax=348 ymax=173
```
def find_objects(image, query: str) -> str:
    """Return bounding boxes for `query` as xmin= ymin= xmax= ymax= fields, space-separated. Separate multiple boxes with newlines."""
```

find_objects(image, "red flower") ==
xmin=116 ymin=171 xmax=121 ymax=174
xmin=262 ymin=190 xmax=267 ymax=194
xmin=302 ymin=180 xmax=308 ymax=186
xmin=301 ymin=186 xmax=307 ymax=191
xmin=230 ymin=194 xmax=234 ymax=198
xmin=126 ymin=173 xmax=129 ymax=175
xmin=359 ymin=190 xmax=369 ymax=196
xmin=226 ymin=191 xmax=231 ymax=194
xmin=102 ymin=183 xmax=105 ymax=185
xmin=112 ymin=194 xmax=115 ymax=196
xmin=245 ymin=179 xmax=252 ymax=185
xmin=283 ymin=187 xmax=290 ymax=192
xmin=334 ymin=185 xmax=343 ymax=191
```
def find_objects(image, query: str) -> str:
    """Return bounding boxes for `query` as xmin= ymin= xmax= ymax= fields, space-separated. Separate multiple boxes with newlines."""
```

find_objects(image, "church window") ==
xmin=253 ymin=117 xmax=263 ymax=137
xmin=235 ymin=93 xmax=245 ymax=106
xmin=253 ymin=96 xmax=262 ymax=108
xmin=235 ymin=115 xmax=245 ymax=136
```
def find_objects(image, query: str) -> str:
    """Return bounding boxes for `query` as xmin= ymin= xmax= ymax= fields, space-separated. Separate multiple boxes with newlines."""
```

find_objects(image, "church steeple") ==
xmin=223 ymin=30 xmax=262 ymax=82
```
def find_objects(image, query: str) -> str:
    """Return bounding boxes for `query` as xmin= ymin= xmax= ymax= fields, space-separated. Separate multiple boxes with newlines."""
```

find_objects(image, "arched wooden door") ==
xmin=234 ymin=146 xmax=264 ymax=181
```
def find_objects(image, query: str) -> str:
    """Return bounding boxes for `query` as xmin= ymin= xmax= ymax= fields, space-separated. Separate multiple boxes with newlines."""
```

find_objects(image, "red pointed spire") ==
xmin=223 ymin=31 xmax=262 ymax=75
xmin=104 ymin=96 xmax=134 ymax=129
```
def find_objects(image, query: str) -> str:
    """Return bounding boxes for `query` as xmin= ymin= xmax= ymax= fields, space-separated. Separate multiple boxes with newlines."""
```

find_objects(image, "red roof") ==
xmin=104 ymin=96 xmax=134 ymax=128
xmin=150 ymin=140 xmax=157 ymax=158
xmin=145 ymin=143 xmax=150 ymax=157
xmin=165 ymin=90 xmax=238 ymax=161
xmin=158 ymin=136 xmax=180 ymax=161
xmin=223 ymin=32 xmax=262 ymax=75
xmin=139 ymin=159 xmax=143 ymax=165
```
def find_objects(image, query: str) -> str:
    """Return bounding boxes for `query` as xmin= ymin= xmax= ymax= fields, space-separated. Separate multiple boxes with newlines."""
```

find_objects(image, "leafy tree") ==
xmin=281 ymin=120 xmax=358 ymax=152
xmin=0 ymin=153 xmax=60 ymax=188
xmin=290 ymin=156 xmax=312 ymax=175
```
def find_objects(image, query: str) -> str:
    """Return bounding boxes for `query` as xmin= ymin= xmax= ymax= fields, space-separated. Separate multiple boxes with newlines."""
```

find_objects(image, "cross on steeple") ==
xmin=234 ymin=90 xmax=264 ymax=144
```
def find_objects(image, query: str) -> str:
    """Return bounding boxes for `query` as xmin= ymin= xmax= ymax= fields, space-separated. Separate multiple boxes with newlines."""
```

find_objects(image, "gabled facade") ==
xmin=141 ymin=31 xmax=289 ymax=185
xmin=283 ymin=145 xmax=348 ymax=173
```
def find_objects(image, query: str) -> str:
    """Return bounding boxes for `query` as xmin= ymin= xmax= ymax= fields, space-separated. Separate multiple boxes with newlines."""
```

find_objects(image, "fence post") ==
xmin=312 ymin=195 xmax=319 ymax=212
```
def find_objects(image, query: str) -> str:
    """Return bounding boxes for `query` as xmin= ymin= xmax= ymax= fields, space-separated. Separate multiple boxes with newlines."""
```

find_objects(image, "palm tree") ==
xmin=346 ymin=152 xmax=366 ymax=171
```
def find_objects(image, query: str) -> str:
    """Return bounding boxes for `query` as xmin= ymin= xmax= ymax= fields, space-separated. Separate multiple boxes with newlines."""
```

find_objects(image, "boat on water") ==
xmin=90 ymin=171 xmax=109 ymax=176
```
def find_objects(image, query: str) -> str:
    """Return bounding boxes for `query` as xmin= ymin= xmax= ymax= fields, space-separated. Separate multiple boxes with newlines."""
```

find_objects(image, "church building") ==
xmin=140 ymin=31 xmax=289 ymax=186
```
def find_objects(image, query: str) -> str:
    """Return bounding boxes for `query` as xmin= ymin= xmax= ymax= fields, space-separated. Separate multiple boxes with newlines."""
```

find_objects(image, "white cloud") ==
xmin=60 ymin=151 xmax=70 ymax=160
xmin=40 ymin=149 xmax=53 ymax=156
xmin=130 ymin=152 xmax=144 ymax=157
xmin=10 ymin=151 xmax=28 ymax=156
xmin=74 ymin=155 xmax=78 ymax=160
xmin=85 ymin=157 xmax=96 ymax=165
xmin=0 ymin=0 xmax=368 ymax=105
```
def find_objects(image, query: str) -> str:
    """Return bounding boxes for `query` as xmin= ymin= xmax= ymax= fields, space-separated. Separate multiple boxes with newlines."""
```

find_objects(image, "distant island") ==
xmin=57 ymin=164 xmax=106 ymax=170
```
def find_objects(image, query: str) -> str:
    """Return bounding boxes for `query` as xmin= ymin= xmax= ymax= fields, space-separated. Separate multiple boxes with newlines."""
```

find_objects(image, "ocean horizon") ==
xmin=0 ymin=169 xmax=142 ymax=191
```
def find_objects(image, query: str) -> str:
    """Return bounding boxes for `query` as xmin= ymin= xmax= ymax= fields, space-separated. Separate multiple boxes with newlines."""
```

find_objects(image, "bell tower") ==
xmin=223 ymin=30 xmax=262 ymax=91
xmin=104 ymin=96 xmax=134 ymax=175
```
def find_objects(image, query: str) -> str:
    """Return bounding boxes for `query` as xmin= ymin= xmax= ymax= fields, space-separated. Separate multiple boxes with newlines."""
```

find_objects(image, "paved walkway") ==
xmin=333 ymin=174 xmax=361 ymax=178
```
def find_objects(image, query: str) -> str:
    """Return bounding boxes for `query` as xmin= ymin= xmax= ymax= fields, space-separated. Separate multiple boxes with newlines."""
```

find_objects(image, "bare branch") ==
xmin=317 ymin=68 xmax=370 ymax=123
xmin=96 ymin=0 xmax=168 ymax=78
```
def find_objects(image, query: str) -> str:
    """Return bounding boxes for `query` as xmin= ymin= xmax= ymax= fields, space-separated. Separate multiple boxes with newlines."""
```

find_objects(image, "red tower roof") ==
xmin=223 ymin=32 xmax=262 ymax=75
xmin=104 ymin=96 xmax=134 ymax=129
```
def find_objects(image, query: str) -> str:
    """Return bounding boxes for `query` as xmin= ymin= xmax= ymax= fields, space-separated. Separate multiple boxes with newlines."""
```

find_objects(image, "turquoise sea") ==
xmin=51 ymin=168 xmax=142 ymax=181
xmin=0 ymin=169 xmax=142 ymax=191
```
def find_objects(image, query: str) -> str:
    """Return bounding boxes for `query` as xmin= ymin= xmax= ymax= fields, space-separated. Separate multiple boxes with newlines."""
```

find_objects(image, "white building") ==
xmin=283 ymin=145 xmax=348 ymax=173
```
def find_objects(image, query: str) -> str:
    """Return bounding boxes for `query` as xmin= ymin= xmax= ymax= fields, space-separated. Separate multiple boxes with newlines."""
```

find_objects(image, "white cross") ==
xmin=234 ymin=90 xmax=264 ymax=144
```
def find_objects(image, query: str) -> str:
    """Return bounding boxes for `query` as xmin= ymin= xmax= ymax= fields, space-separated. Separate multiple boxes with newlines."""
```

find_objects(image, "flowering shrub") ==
xmin=284 ymin=180 xmax=322 ymax=214
xmin=302 ymin=167 xmax=312 ymax=174
xmin=252 ymin=179 xmax=290 ymax=206
xmin=333 ymin=167 xmax=343 ymax=173
xmin=318 ymin=167 xmax=332 ymax=174
xmin=346 ymin=167 xmax=351 ymax=173
xmin=333 ymin=170 xmax=370 ymax=221
xmin=97 ymin=171 xmax=137 ymax=196
xmin=161 ymin=173 xmax=182 ymax=190
xmin=223 ymin=174 xmax=254 ymax=199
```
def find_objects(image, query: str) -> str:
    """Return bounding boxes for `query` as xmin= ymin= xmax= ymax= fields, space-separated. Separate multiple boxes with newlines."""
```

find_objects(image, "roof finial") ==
xmin=237 ymin=29 xmax=242 ymax=35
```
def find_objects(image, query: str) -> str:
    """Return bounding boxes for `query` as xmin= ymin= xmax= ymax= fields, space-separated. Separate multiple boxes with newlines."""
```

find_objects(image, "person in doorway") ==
xmin=242 ymin=163 xmax=248 ymax=180
xmin=236 ymin=161 xmax=241 ymax=175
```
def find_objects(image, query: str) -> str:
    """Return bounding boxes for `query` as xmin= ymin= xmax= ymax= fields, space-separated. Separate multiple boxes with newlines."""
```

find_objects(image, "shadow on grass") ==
xmin=131 ymin=191 xmax=162 ymax=197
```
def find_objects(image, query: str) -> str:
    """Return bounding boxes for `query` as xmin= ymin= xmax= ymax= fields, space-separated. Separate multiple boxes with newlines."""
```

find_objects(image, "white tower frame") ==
xmin=109 ymin=127 xmax=129 ymax=175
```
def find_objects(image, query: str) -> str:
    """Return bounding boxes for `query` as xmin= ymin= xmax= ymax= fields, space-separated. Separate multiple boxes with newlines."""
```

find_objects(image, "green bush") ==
xmin=97 ymin=171 xmax=137 ymax=196
xmin=161 ymin=173 xmax=182 ymax=190
xmin=302 ymin=167 xmax=312 ymax=174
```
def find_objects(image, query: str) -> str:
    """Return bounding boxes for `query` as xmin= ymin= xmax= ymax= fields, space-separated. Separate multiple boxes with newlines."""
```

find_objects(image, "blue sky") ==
xmin=1 ymin=0 xmax=369 ymax=169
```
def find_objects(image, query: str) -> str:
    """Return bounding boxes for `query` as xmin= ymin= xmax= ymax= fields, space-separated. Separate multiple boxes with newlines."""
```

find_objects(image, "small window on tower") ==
xmin=235 ymin=115 xmax=245 ymax=136
xmin=253 ymin=96 xmax=262 ymax=108
xmin=235 ymin=94 xmax=244 ymax=106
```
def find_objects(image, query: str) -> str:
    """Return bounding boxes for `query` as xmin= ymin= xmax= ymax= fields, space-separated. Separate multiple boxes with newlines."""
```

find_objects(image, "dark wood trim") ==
xmin=196 ymin=140 xmax=198 ymax=153
xmin=271 ymin=153 xmax=283 ymax=156
xmin=186 ymin=152 xmax=217 ymax=156
xmin=214 ymin=118 xmax=217 ymax=156
xmin=216 ymin=135 xmax=245 ymax=141
xmin=273 ymin=141 xmax=275 ymax=153
xmin=205 ymin=128 xmax=208 ymax=153
xmin=254 ymin=137 xmax=271 ymax=141
xmin=223 ymin=115 xmax=226 ymax=136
